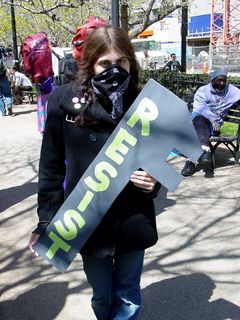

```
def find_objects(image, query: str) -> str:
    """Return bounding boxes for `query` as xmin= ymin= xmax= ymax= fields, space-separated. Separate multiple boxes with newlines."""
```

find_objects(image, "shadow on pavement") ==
xmin=13 ymin=109 xmax=37 ymax=116
xmin=0 ymin=278 xmax=90 ymax=320
xmin=0 ymin=282 xmax=68 ymax=320
xmin=154 ymin=186 xmax=176 ymax=216
xmin=140 ymin=273 xmax=240 ymax=320
xmin=0 ymin=182 xmax=37 ymax=212
xmin=213 ymin=147 xmax=238 ymax=168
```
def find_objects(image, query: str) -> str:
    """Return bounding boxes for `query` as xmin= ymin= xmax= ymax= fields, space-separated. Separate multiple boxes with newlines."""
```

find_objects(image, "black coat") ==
xmin=164 ymin=60 xmax=182 ymax=72
xmin=37 ymin=83 xmax=160 ymax=255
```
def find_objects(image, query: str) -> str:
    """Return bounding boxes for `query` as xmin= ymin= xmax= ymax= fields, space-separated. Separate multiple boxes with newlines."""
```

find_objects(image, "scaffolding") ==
xmin=210 ymin=0 xmax=240 ymax=73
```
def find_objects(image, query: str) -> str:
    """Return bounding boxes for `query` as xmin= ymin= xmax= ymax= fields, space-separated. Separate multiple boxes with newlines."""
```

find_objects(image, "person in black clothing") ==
xmin=163 ymin=53 xmax=181 ymax=72
xmin=28 ymin=26 xmax=160 ymax=320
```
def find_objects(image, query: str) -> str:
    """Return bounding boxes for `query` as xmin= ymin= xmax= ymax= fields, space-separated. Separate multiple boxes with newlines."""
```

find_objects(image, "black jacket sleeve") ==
xmin=141 ymin=181 xmax=161 ymax=199
xmin=37 ymin=88 xmax=66 ymax=222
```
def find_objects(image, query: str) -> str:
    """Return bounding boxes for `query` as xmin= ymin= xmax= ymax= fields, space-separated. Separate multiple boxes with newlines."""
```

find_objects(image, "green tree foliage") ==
xmin=0 ymin=6 xmax=13 ymax=46
xmin=1 ymin=0 xmax=189 ymax=47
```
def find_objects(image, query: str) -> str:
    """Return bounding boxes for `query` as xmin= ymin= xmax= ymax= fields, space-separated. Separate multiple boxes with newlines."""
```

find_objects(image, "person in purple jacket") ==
xmin=181 ymin=69 xmax=240 ymax=177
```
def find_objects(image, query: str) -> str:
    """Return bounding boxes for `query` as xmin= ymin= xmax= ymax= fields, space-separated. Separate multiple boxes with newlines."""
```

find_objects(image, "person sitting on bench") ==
xmin=181 ymin=69 xmax=240 ymax=177
xmin=11 ymin=66 xmax=33 ymax=104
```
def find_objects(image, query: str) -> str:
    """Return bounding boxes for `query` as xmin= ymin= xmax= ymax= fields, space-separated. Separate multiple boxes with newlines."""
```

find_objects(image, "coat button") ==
xmin=89 ymin=133 xmax=97 ymax=142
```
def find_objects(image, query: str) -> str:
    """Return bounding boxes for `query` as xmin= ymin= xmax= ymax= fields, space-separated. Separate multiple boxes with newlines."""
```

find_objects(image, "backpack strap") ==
xmin=51 ymin=49 xmax=61 ymax=60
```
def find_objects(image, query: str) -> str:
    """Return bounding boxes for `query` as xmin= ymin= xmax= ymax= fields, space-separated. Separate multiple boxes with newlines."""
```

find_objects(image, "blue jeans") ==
xmin=82 ymin=250 xmax=145 ymax=320
xmin=0 ymin=77 xmax=13 ymax=113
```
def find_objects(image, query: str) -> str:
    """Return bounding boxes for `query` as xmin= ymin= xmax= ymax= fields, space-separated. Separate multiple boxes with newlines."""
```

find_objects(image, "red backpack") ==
xmin=21 ymin=32 xmax=53 ymax=84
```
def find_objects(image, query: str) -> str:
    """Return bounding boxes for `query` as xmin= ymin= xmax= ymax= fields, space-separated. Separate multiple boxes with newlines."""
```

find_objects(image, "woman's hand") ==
xmin=28 ymin=233 xmax=40 ymax=257
xmin=130 ymin=170 xmax=157 ymax=191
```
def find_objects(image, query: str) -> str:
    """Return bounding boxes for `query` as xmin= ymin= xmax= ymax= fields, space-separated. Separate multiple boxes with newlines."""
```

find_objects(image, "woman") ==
xmin=29 ymin=26 xmax=160 ymax=319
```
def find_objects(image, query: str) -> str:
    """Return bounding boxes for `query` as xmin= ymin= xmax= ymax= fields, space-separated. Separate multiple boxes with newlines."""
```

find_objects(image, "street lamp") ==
xmin=111 ymin=0 xmax=120 ymax=27
xmin=10 ymin=0 xmax=18 ymax=64
xmin=181 ymin=4 xmax=188 ymax=72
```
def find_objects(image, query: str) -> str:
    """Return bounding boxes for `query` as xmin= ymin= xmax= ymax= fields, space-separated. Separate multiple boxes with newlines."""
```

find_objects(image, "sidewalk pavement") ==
xmin=0 ymin=103 xmax=240 ymax=320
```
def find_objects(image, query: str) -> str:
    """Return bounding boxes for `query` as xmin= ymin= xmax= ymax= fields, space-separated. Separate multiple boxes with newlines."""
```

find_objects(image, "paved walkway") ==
xmin=0 ymin=103 xmax=240 ymax=320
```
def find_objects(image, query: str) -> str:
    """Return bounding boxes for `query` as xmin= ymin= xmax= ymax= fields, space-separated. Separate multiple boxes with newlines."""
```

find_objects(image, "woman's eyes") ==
xmin=98 ymin=58 xmax=128 ymax=68
xmin=99 ymin=61 xmax=111 ymax=68
xmin=117 ymin=58 xmax=128 ymax=66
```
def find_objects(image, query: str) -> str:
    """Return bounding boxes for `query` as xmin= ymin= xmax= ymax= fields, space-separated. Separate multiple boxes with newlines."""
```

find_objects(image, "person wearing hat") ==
xmin=181 ymin=69 xmax=240 ymax=177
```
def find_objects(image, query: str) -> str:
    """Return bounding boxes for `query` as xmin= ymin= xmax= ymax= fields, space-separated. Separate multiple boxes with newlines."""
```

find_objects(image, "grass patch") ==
xmin=221 ymin=122 xmax=238 ymax=135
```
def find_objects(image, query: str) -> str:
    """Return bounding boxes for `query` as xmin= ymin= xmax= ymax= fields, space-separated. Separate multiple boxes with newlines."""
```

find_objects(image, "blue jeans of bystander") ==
xmin=0 ymin=77 xmax=13 ymax=114
xmin=82 ymin=250 xmax=145 ymax=320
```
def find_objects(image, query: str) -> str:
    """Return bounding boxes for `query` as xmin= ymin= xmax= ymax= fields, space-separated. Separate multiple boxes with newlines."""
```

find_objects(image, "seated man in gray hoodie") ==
xmin=182 ymin=69 xmax=240 ymax=176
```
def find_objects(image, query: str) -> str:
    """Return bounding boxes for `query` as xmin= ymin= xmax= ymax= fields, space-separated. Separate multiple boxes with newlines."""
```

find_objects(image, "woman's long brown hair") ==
xmin=73 ymin=26 xmax=140 ymax=126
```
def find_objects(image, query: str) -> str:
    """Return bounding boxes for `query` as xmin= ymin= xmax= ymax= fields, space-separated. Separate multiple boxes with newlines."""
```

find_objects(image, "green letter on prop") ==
xmin=46 ymin=231 xmax=71 ymax=259
xmin=127 ymin=97 xmax=158 ymax=136
xmin=54 ymin=209 xmax=86 ymax=241
xmin=105 ymin=128 xmax=137 ymax=165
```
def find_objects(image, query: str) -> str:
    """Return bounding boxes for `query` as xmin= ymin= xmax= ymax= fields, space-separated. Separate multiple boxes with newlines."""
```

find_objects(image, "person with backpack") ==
xmin=52 ymin=51 xmax=79 ymax=87
xmin=28 ymin=26 xmax=160 ymax=319
xmin=0 ymin=47 xmax=14 ymax=116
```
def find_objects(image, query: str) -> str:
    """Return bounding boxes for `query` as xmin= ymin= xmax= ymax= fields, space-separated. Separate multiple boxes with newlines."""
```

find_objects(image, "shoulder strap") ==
xmin=51 ymin=49 xmax=61 ymax=60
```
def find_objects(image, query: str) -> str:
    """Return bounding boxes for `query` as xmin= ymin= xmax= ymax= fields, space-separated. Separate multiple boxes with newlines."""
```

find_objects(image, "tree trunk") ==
xmin=121 ymin=4 xmax=128 ymax=32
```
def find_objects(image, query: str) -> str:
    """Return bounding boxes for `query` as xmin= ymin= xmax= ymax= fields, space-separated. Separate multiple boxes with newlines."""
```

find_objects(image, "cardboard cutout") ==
xmin=34 ymin=79 xmax=202 ymax=272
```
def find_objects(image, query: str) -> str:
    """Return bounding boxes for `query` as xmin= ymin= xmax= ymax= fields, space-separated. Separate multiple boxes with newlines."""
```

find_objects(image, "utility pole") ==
xmin=10 ymin=0 xmax=18 ymax=64
xmin=181 ymin=4 xmax=188 ymax=72
xmin=111 ymin=0 xmax=120 ymax=27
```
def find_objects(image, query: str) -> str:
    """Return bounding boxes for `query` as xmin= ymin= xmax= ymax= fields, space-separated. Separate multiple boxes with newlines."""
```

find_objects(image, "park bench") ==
xmin=22 ymin=90 xmax=38 ymax=104
xmin=183 ymin=96 xmax=240 ymax=171
xmin=210 ymin=101 xmax=240 ymax=169
xmin=184 ymin=93 xmax=195 ymax=111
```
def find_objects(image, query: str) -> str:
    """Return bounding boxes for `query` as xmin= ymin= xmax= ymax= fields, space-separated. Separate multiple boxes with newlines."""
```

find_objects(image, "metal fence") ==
xmin=141 ymin=71 xmax=240 ymax=108
xmin=186 ymin=44 xmax=240 ymax=75
xmin=210 ymin=45 xmax=240 ymax=74
xmin=186 ymin=45 xmax=210 ymax=74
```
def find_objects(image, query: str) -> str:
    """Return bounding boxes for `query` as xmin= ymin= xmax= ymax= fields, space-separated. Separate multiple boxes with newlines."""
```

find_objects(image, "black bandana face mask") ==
xmin=91 ymin=64 xmax=130 ymax=119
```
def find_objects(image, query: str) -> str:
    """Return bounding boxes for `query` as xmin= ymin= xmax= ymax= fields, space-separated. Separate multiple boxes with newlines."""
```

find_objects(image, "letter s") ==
xmin=54 ymin=209 xmax=85 ymax=241
xmin=84 ymin=161 xmax=117 ymax=192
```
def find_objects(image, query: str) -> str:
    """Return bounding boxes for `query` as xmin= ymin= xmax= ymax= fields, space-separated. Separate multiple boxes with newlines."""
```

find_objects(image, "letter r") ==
xmin=127 ymin=97 xmax=158 ymax=136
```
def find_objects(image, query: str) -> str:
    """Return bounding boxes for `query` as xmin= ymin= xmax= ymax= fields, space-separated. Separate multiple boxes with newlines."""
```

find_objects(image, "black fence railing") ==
xmin=141 ymin=71 xmax=240 ymax=107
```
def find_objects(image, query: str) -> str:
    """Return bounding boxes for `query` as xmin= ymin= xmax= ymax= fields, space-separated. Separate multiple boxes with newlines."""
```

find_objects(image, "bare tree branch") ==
xmin=2 ymin=0 xmax=79 ymax=14
xmin=1 ymin=0 xmax=188 ymax=45
xmin=129 ymin=1 xmax=183 ymax=38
